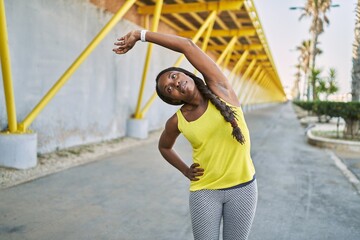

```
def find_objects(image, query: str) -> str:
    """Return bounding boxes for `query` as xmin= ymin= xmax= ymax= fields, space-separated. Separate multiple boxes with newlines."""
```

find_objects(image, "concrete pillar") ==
xmin=126 ymin=118 xmax=148 ymax=139
xmin=0 ymin=132 xmax=37 ymax=169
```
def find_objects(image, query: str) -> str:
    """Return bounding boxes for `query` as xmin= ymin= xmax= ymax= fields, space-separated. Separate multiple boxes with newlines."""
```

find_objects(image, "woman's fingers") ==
xmin=188 ymin=163 xmax=204 ymax=181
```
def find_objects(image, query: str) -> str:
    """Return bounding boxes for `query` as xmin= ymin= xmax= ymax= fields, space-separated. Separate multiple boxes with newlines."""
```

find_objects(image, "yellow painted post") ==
xmin=239 ymin=65 xmax=261 ymax=103
xmin=222 ymin=44 xmax=235 ymax=71
xmin=242 ymin=69 xmax=264 ymax=104
xmin=140 ymin=11 xmax=217 ymax=117
xmin=240 ymin=59 xmax=257 ymax=82
xmin=201 ymin=13 xmax=216 ymax=52
xmin=0 ymin=0 xmax=17 ymax=133
xmin=194 ymin=12 xmax=216 ymax=75
xmin=230 ymin=67 xmax=240 ymax=88
xmin=19 ymin=0 xmax=137 ymax=131
xmin=134 ymin=0 xmax=163 ymax=119
xmin=236 ymin=59 xmax=256 ymax=96
xmin=247 ymin=74 xmax=268 ymax=103
xmin=229 ymin=50 xmax=249 ymax=85
xmin=142 ymin=14 xmax=150 ymax=29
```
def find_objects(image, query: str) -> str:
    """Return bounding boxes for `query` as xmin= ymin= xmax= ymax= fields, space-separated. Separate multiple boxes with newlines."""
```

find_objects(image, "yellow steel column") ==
xmin=229 ymin=50 xmax=249 ymax=85
xmin=216 ymin=36 xmax=237 ymax=65
xmin=0 ymin=0 xmax=17 ymax=133
xmin=239 ymin=65 xmax=261 ymax=103
xmin=201 ymin=13 xmax=216 ymax=52
xmin=236 ymin=58 xmax=256 ymax=95
xmin=240 ymin=59 xmax=257 ymax=83
xmin=249 ymin=75 xmax=268 ymax=104
xmin=134 ymin=0 xmax=163 ymax=119
xmin=194 ymin=12 xmax=217 ymax=75
xmin=19 ymin=0 xmax=137 ymax=131
xmin=242 ymin=69 xmax=264 ymax=104
xmin=194 ymin=12 xmax=216 ymax=75
xmin=222 ymin=45 xmax=235 ymax=71
xmin=140 ymin=11 xmax=217 ymax=117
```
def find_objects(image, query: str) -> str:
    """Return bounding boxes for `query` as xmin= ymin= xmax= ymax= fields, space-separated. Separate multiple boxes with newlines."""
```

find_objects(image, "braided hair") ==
xmin=155 ymin=67 xmax=245 ymax=144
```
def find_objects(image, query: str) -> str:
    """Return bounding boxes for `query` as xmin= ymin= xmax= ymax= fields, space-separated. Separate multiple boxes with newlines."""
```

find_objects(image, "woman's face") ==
xmin=157 ymin=70 xmax=196 ymax=103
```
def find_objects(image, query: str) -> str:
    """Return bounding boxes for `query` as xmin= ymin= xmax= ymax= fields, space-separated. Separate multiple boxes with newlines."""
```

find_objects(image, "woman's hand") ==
xmin=185 ymin=163 xmax=204 ymax=181
xmin=113 ymin=30 xmax=140 ymax=54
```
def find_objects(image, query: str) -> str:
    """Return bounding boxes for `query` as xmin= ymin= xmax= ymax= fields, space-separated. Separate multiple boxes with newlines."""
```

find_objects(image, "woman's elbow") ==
xmin=182 ymin=38 xmax=197 ymax=53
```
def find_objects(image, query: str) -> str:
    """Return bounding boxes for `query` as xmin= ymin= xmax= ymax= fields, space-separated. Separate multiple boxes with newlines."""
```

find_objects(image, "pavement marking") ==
xmin=326 ymin=149 xmax=360 ymax=195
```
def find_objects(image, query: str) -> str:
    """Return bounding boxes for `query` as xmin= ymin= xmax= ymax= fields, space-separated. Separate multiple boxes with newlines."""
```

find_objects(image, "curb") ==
xmin=0 ymin=130 xmax=162 ymax=189
xmin=326 ymin=150 xmax=360 ymax=195
xmin=307 ymin=130 xmax=360 ymax=153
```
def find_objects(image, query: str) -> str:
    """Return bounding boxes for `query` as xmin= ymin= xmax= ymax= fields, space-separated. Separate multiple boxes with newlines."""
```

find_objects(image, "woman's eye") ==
xmin=171 ymin=74 xmax=176 ymax=79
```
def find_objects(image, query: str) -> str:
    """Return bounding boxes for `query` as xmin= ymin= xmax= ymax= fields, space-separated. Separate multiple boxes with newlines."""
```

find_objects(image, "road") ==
xmin=1 ymin=102 xmax=359 ymax=240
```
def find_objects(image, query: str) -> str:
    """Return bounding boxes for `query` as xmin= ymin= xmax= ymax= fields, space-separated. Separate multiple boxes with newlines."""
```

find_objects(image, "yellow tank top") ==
xmin=176 ymin=100 xmax=255 ymax=191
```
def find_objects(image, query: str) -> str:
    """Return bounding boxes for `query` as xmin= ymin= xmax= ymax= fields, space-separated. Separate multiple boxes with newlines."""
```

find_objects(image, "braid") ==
xmin=155 ymin=67 xmax=245 ymax=144
xmin=192 ymin=75 xmax=245 ymax=144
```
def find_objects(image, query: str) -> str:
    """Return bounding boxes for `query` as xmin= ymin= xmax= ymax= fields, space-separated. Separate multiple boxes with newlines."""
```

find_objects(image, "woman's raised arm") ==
xmin=113 ymin=30 xmax=239 ymax=105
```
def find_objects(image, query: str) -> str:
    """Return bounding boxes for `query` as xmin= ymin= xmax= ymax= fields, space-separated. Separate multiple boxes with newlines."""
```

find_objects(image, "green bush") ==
xmin=293 ymin=101 xmax=360 ymax=121
xmin=293 ymin=101 xmax=314 ymax=112
xmin=293 ymin=101 xmax=360 ymax=138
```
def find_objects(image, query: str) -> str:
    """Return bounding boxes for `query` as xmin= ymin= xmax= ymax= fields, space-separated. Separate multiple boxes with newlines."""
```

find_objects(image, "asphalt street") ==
xmin=1 ymin=102 xmax=359 ymax=240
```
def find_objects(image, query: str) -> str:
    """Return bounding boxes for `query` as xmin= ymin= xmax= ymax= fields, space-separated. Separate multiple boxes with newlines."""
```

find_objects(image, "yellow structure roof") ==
xmin=135 ymin=0 xmax=285 ymax=97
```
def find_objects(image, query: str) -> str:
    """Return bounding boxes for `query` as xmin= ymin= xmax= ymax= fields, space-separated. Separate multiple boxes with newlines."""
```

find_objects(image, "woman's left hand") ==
xmin=186 ymin=163 xmax=204 ymax=181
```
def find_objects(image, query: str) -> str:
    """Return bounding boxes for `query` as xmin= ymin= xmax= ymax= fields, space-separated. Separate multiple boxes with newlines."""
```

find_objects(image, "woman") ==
xmin=113 ymin=30 xmax=257 ymax=240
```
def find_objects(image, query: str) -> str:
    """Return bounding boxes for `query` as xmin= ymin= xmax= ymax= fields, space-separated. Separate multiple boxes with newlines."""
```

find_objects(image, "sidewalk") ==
xmin=1 ymin=102 xmax=360 ymax=240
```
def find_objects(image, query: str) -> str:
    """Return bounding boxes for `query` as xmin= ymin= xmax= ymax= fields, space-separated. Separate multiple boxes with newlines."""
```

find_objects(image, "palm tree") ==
xmin=352 ymin=0 xmax=360 ymax=102
xmin=315 ymin=68 xmax=338 ymax=100
xmin=309 ymin=68 xmax=323 ymax=100
xmin=299 ymin=0 xmax=332 ymax=71
xmin=327 ymin=68 xmax=338 ymax=100
xmin=296 ymin=40 xmax=322 ymax=100
xmin=296 ymin=40 xmax=311 ymax=100
xmin=291 ymin=63 xmax=302 ymax=100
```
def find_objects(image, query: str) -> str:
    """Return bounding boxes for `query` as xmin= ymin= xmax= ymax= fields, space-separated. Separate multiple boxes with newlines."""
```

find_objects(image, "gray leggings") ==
xmin=189 ymin=180 xmax=257 ymax=240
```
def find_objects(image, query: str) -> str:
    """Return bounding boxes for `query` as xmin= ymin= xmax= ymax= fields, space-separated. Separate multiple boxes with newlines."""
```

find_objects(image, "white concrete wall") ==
xmin=0 ymin=0 xmax=192 ymax=153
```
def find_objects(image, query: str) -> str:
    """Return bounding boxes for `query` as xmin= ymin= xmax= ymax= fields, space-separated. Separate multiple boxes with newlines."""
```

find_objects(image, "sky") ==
xmin=253 ymin=0 xmax=356 ymax=97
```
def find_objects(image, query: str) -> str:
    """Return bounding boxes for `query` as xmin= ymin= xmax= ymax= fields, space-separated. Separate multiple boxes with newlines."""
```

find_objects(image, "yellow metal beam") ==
xmin=239 ymin=65 xmax=261 ymax=102
xmin=179 ymin=28 xmax=256 ymax=38
xmin=201 ymin=13 xmax=215 ymax=52
xmin=231 ymin=67 xmax=244 ymax=88
xmin=244 ymin=0 xmax=285 ymax=97
xmin=173 ymin=13 xmax=196 ymax=30
xmin=222 ymin=44 xmax=234 ymax=71
xmin=160 ymin=16 xmax=182 ymax=31
xmin=242 ymin=58 xmax=257 ymax=80
xmin=0 ymin=0 xmax=17 ymax=133
xmin=207 ymin=44 xmax=263 ymax=51
xmin=243 ymin=70 xmax=266 ymax=104
xmin=228 ymin=50 xmax=249 ymax=82
xmin=237 ymin=59 xmax=256 ymax=95
xmin=215 ymin=36 xmax=237 ymax=65
xmin=195 ymin=12 xmax=216 ymax=75
xmin=19 ymin=0 xmax=137 ymax=131
xmin=246 ymin=74 xmax=268 ymax=103
xmin=138 ymin=1 xmax=244 ymax=14
xmin=242 ymin=69 xmax=266 ymax=104
xmin=134 ymin=0 xmax=163 ymax=119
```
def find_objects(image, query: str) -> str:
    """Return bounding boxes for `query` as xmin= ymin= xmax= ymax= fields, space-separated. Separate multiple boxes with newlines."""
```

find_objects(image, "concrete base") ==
xmin=126 ymin=118 xmax=148 ymax=139
xmin=0 ymin=132 xmax=37 ymax=169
